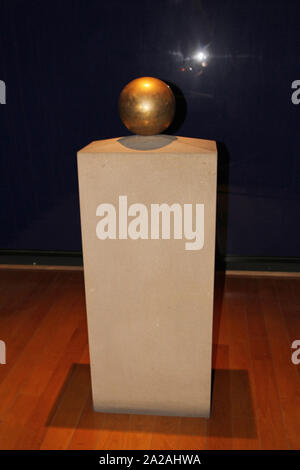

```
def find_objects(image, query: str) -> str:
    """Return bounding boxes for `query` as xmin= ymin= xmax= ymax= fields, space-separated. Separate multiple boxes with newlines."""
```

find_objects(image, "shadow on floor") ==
xmin=46 ymin=362 xmax=257 ymax=438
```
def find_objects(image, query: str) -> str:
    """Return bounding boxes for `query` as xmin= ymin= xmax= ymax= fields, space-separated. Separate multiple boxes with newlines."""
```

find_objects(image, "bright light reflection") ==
xmin=139 ymin=102 xmax=151 ymax=112
xmin=194 ymin=51 xmax=207 ymax=62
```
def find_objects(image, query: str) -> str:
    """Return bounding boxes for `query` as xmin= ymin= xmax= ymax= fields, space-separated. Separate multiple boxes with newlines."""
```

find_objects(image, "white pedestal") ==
xmin=77 ymin=135 xmax=217 ymax=417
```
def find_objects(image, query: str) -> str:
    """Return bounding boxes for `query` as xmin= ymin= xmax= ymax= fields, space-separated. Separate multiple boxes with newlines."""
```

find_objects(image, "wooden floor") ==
xmin=0 ymin=269 xmax=299 ymax=450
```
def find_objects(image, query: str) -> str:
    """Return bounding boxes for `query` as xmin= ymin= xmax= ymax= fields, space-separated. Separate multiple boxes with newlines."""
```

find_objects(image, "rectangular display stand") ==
xmin=77 ymin=135 xmax=217 ymax=417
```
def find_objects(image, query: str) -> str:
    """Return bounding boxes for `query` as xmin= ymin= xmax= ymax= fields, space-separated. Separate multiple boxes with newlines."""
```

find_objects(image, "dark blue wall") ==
xmin=0 ymin=0 xmax=299 ymax=257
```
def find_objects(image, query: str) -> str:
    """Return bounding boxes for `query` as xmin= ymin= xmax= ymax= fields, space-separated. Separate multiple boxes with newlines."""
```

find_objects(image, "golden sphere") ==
xmin=118 ymin=77 xmax=175 ymax=136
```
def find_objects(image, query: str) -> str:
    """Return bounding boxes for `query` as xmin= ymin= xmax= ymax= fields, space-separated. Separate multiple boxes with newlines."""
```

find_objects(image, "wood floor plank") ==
xmin=289 ymin=279 xmax=300 ymax=386
xmin=14 ymin=318 xmax=88 ymax=449
xmin=0 ymin=272 xmax=83 ymax=419
xmin=275 ymin=278 xmax=300 ymax=333
xmin=225 ymin=277 xmax=260 ymax=450
xmin=124 ymin=414 xmax=155 ymax=450
xmin=150 ymin=415 xmax=181 ymax=450
xmin=40 ymin=361 xmax=90 ymax=450
xmin=0 ymin=392 xmax=39 ymax=450
xmin=275 ymin=278 xmax=300 ymax=383
xmin=0 ymin=271 xmax=62 ymax=414
xmin=95 ymin=413 xmax=131 ymax=450
xmin=0 ymin=270 xmax=58 ymax=385
xmin=68 ymin=393 xmax=104 ymax=450
xmin=0 ymin=269 xmax=298 ymax=450
xmin=178 ymin=418 xmax=206 ymax=450
xmin=20 ymin=279 xmax=85 ymax=398
xmin=205 ymin=276 xmax=233 ymax=450
xmin=206 ymin=344 xmax=232 ymax=450
xmin=243 ymin=278 xmax=289 ymax=450
xmin=259 ymin=278 xmax=300 ymax=449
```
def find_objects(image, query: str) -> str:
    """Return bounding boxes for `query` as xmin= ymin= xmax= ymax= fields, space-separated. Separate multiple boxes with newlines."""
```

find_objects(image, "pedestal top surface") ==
xmin=78 ymin=135 xmax=216 ymax=154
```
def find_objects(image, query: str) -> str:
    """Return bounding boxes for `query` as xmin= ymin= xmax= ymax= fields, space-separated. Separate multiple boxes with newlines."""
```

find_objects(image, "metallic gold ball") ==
xmin=118 ymin=77 xmax=175 ymax=136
